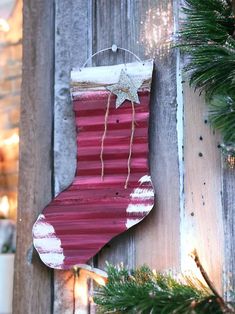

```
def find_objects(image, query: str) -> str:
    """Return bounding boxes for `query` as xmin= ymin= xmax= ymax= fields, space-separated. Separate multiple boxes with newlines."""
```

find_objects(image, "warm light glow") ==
xmin=181 ymin=249 xmax=206 ymax=285
xmin=90 ymin=272 xmax=107 ymax=286
xmin=74 ymin=274 xmax=89 ymax=306
xmin=73 ymin=264 xmax=108 ymax=287
xmin=71 ymin=266 xmax=108 ymax=311
xmin=179 ymin=231 xmax=205 ymax=283
xmin=0 ymin=195 xmax=10 ymax=218
xmin=1 ymin=133 xmax=19 ymax=146
xmin=141 ymin=5 xmax=173 ymax=58
xmin=0 ymin=18 xmax=10 ymax=32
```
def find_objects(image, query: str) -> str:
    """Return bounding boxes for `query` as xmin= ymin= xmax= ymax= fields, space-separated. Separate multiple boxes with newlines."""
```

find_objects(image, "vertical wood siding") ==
xmin=182 ymin=85 xmax=224 ymax=292
xmin=13 ymin=1 xmax=54 ymax=313
xmin=15 ymin=0 xmax=235 ymax=313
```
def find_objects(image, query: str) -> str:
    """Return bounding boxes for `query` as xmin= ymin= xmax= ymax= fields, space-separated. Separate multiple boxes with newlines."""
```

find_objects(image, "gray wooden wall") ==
xmin=13 ymin=0 xmax=235 ymax=313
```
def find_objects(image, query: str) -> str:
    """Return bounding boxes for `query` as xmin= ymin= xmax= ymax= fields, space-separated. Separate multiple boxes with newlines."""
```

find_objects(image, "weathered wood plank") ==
xmin=13 ymin=0 xmax=54 ymax=313
xmin=182 ymin=84 xmax=224 ymax=291
xmin=53 ymin=0 xmax=92 ymax=313
xmin=135 ymin=0 xmax=181 ymax=271
xmin=223 ymin=168 xmax=235 ymax=298
xmin=92 ymin=0 xmax=145 ymax=67
xmin=135 ymin=50 xmax=180 ymax=271
xmin=134 ymin=0 xmax=180 ymax=270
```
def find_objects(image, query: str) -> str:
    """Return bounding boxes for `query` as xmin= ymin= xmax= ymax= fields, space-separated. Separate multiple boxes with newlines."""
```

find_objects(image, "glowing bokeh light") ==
xmin=0 ymin=195 xmax=10 ymax=218
xmin=0 ymin=18 xmax=10 ymax=32
xmin=1 ymin=133 xmax=19 ymax=147
xmin=141 ymin=4 xmax=174 ymax=58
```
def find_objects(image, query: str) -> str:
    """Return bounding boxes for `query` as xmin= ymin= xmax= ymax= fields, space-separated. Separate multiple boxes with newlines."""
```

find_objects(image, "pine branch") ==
xmin=179 ymin=0 xmax=235 ymax=97
xmin=94 ymin=264 xmax=235 ymax=314
xmin=209 ymin=93 xmax=235 ymax=143
xmin=178 ymin=0 xmax=235 ymax=149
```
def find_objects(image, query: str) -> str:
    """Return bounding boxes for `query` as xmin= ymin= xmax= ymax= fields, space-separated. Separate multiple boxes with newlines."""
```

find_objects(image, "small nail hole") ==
xmin=116 ymin=119 xmax=119 ymax=123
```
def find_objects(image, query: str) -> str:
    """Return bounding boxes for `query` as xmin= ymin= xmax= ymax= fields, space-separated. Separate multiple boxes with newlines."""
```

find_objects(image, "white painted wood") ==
xmin=71 ymin=59 xmax=153 ymax=90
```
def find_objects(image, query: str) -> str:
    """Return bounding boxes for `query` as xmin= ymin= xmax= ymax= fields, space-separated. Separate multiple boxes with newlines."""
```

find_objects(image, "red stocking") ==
xmin=33 ymin=60 xmax=155 ymax=269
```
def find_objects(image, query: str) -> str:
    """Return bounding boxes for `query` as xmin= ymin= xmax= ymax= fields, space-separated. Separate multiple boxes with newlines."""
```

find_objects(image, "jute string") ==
xmin=100 ymin=92 xmax=111 ymax=180
xmin=100 ymin=94 xmax=135 ymax=189
xmin=125 ymin=101 xmax=135 ymax=189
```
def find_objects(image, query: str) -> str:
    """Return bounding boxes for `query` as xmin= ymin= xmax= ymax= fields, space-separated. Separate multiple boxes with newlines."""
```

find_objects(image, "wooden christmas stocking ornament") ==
xmin=33 ymin=60 xmax=155 ymax=269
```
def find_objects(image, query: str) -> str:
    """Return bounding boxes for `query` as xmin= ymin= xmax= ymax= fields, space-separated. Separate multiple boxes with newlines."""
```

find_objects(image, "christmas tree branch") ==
xmin=178 ymin=0 xmax=235 ymax=152
xmin=94 ymin=263 xmax=235 ymax=313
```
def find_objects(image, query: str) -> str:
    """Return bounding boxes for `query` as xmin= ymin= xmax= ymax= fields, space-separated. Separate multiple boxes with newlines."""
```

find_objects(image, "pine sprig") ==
xmin=178 ymin=0 xmax=235 ymax=152
xmin=179 ymin=0 xmax=235 ymax=96
xmin=180 ymin=0 xmax=235 ymax=45
xmin=209 ymin=93 xmax=235 ymax=143
xmin=185 ymin=47 xmax=235 ymax=96
xmin=94 ymin=264 xmax=234 ymax=314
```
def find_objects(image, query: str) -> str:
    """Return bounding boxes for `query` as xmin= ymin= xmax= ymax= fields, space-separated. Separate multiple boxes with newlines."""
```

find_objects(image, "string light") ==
xmin=72 ymin=265 xmax=108 ymax=313
xmin=0 ymin=18 xmax=10 ymax=32
xmin=0 ymin=0 xmax=16 ymax=32
xmin=0 ymin=196 xmax=10 ymax=218
xmin=0 ymin=133 xmax=19 ymax=147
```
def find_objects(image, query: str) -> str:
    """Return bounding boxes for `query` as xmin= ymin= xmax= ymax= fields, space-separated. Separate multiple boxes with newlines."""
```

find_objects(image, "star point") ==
xmin=107 ymin=70 xmax=144 ymax=108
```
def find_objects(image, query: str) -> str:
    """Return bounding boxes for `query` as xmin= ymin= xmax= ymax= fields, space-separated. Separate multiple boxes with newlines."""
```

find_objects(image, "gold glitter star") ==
xmin=107 ymin=70 xmax=144 ymax=108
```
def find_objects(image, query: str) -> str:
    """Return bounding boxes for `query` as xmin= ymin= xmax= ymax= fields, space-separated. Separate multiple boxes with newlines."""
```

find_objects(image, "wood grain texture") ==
xmin=135 ymin=0 xmax=180 ymax=269
xmin=13 ymin=0 xmax=54 ymax=313
xmin=54 ymin=0 xmax=92 ymax=312
xmin=182 ymin=84 xmax=224 ymax=291
xmin=223 ymin=168 xmax=235 ymax=298
xmin=135 ymin=51 xmax=180 ymax=271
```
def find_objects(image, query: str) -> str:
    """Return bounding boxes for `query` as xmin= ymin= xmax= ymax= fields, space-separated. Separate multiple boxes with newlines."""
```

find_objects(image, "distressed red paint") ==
xmin=33 ymin=63 xmax=154 ymax=270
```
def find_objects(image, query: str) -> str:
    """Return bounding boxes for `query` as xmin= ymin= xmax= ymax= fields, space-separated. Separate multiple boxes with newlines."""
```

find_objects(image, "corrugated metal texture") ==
xmin=33 ymin=62 xmax=154 ymax=270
